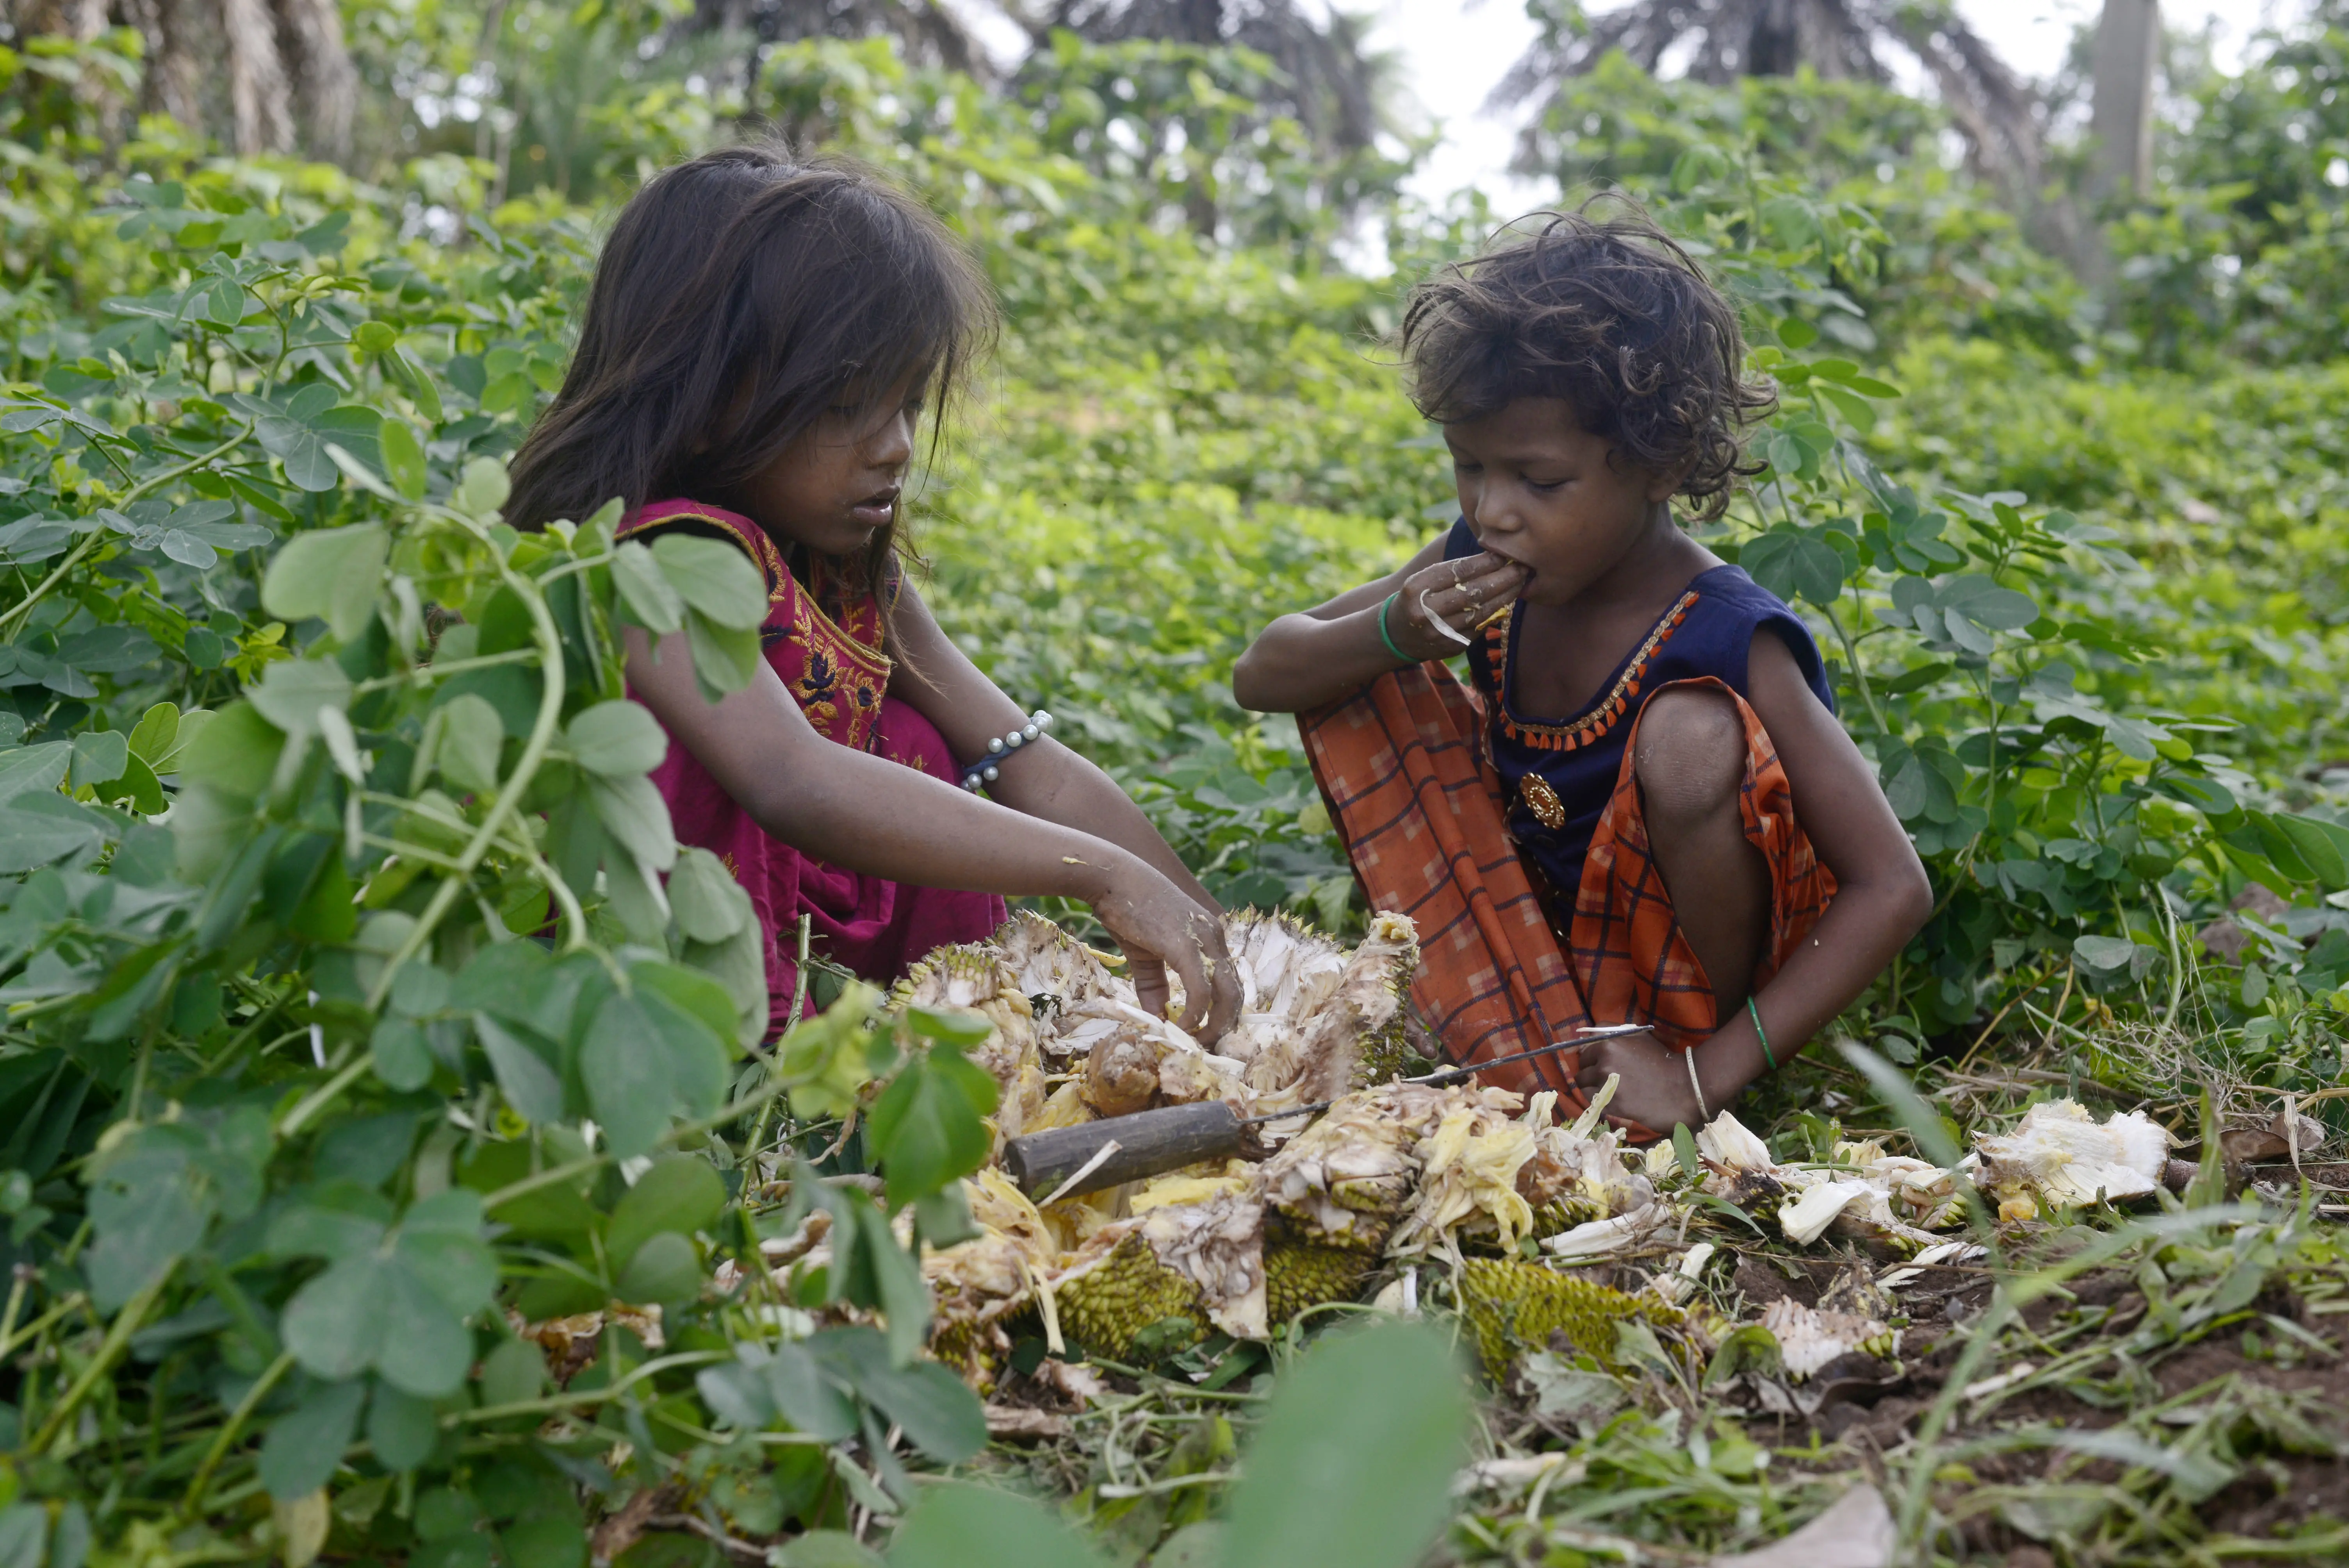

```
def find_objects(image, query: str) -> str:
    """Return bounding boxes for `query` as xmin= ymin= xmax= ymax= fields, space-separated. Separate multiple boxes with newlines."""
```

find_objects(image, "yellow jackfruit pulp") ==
xmin=1455 ymin=1257 xmax=1683 ymax=1381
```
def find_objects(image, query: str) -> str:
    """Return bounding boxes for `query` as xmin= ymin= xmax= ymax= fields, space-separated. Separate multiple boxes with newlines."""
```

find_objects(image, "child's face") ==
xmin=1445 ymin=398 xmax=1679 ymax=605
xmin=740 ymin=380 xmax=924 ymax=557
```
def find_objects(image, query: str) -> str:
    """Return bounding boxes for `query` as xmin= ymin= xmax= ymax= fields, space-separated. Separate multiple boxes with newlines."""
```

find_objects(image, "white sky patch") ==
xmin=1365 ymin=0 xmax=2308 ymax=209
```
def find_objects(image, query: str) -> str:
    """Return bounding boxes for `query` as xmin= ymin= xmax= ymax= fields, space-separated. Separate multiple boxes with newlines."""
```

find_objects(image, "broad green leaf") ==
xmin=2073 ymin=934 xmax=2145 ymax=973
xmin=259 ymin=1377 xmax=367 ymax=1500
xmin=1218 ymin=1322 xmax=1473 ymax=1568
xmin=478 ymin=1336 xmax=547 ymax=1409
xmin=610 ymin=541 xmax=684 ymax=634
xmin=667 ymin=846 xmax=749 ymax=943
xmin=247 ymin=658 xmax=353 ymax=739
xmin=564 ymin=700 xmax=667 ymax=778
xmin=366 ymin=1381 xmax=439 ymax=1471
xmin=261 ymin=523 xmax=387 ymax=642
xmin=651 ymin=534 xmax=768 ymax=629
xmin=68 ymin=729 xmax=128 ymax=787
xmin=883 ymin=1487 xmax=1107 ymax=1568
xmin=585 ymin=770 xmax=677 ymax=872
xmin=605 ymin=1154 xmax=726 ymax=1272
xmin=615 ymin=1230 xmax=701 ymax=1304
xmin=764 ymin=1340 xmax=861 ymax=1441
xmin=380 ymin=417 xmax=428 ymax=500
xmin=827 ymin=1327 xmax=986 ymax=1462
xmin=868 ymin=1045 xmax=998 ymax=1210
xmin=127 ymin=702 xmax=179 ymax=765
xmin=371 ymin=1017 xmax=434 ymax=1091
xmin=476 ymin=1014 xmax=564 ymax=1124
xmin=435 ymin=693 xmax=506 ymax=795
xmin=633 ymin=960 xmax=741 ymax=1053
xmin=581 ymin=992 xmax=675 ymax=1159
xmin=0 ymin=742 xmax=69 ymax=803
xmin=0 ymin=1505 xmax=45 ymax=1568
xmin=686 ymin=612 xmax=762 ymax=696
xmin=372 ymin=1262 xmax=475 ymax=1397
xmin=453 ymin=458 xmax=511 ymax=519
xmin=282 ymin=1255 xmax=394 ymax=1381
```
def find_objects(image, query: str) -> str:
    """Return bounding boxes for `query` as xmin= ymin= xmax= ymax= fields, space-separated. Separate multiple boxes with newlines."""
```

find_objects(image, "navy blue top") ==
xmin=1441 ymin=519 xmax=1835 ymax=920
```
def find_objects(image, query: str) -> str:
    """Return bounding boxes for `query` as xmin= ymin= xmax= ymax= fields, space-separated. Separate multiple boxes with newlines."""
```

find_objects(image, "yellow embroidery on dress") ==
xmin=1492 ymin=590 xmax=1700 ymax=754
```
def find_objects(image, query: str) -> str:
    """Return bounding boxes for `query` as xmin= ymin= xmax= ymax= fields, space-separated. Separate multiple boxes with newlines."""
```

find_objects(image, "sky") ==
xmin=1369 ymin=0 xmax=2307 ymax=213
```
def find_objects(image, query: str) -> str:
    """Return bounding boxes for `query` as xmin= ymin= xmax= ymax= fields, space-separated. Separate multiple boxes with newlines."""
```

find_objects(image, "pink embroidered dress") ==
xmin=617 ymin=499 xmax=1005 ymax=1038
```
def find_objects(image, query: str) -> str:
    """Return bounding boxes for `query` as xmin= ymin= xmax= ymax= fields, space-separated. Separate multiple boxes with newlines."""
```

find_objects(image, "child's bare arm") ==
xmin=622 ymin=625 xmax=1241 ymax=1041
xmin=884 ymin=581 xmax=1223 ymax=914
xmin=1578 ymin=631 xmax=1933 ymax=1128
xmin=1231 ymin=540 xmax=1529 ymax=713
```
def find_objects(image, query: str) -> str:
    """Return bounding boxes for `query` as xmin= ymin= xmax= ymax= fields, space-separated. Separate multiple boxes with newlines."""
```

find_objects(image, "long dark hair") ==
xmin=506 ymin=142 xmax=997 ymax=590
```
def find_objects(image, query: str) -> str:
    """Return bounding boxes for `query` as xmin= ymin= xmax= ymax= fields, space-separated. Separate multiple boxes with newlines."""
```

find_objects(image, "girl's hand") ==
xmin=1572 ymin=1028 xmax=1708 ymax=1133
xmin=1090 ymin=857 xmax=1242 ymax=1044
xmin=1387 ymin=552 xmax=1531 ymax=662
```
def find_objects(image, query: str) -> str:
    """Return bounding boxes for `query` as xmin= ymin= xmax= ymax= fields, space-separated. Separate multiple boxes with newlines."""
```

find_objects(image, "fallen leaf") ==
xmin=1708 ymin=1484 xmax=1894 ymax=1568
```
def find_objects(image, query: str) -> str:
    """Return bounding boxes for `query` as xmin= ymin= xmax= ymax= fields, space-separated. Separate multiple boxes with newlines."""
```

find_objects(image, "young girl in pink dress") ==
xmin=507 ymin=144 xmax=1238 ymax=1042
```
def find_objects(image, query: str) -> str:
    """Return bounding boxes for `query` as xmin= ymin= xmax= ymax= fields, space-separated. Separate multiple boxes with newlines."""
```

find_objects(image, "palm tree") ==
xmin=8 ymin=0 xmax=357 ymax=159
xmin=1493 ymin=0 xmax=2043 ymax=202
xmin=1016 ymin=0 xmax=1398 ymax=167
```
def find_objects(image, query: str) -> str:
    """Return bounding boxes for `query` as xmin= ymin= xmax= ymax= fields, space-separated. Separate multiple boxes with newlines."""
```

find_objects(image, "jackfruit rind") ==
xmin=1051 ymin=1230 xmax=1207 ymax=1361
xmin=1454 ymin=1256 xmax=1684 ymax=1380
xmin=1264 ymin=1239 xmax=1373 ymax=1326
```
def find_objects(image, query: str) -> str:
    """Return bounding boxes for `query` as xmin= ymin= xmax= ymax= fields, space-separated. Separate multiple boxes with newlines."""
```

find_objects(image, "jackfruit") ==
xmin=1264 ymin=1238 xmax=1372 ymax=1325
xmin=1973 ymin=1099 xmax=2170 ymax=1218
xmin=1454 ymin=1256 xmax=1683 ymax=1380
xmin=994 ymin=911 xmax=1122 ymax=1048
xmin=893 ymin=944 xmax=1047 ymax=1137
xmin=1388 ymin=1090 xmax=1541 ymax=1258
xmin=1050 ymin=1229 xmax=1207 ymax=1361
xmin=1256 ymin=1084 xmax=1447 ymax=1251
xmin=1245 ymin=911 xmax=1419 ymax=1108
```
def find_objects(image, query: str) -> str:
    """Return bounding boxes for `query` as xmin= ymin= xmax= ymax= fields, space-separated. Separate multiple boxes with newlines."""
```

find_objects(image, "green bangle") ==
xmin=1376 ymin=592 xmax=1411 ymax=665
xmin=1747 ymin=995 xmax=1777 ymax=1071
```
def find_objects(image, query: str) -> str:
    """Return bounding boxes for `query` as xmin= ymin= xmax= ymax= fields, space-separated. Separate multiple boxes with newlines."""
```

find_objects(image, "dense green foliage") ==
xmin=2 ymin=3 xmax=2349 ymax=1563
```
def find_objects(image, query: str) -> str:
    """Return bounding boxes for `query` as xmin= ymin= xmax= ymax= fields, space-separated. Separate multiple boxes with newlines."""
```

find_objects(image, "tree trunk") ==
xmin=119 ymin=0 xmax=205 ymax=129
xmin=2089 ymin=0 xmax=2159 ymax=203
xmin=274 ymin=0 xmax=357 ymax=162
xmin=222 ymin=0 xmax=295 ymax=153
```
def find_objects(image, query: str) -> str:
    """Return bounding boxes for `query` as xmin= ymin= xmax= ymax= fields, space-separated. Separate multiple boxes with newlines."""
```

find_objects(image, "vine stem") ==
xmin=745 ymin=914 xmax=814 ymax=1176
xmin=365 ymin=509 xmax=570 ymax=1011
xmin=28 ymin=1265 xmax=175 ymax=1452
xmin=282 ymin=505 xmax=573 ymax=1140
xmin=178 ymin=1348 xmax=295 ymax=1516
xmin=0 ymin=423 xmax=252 ymax=641
xmin=480 ymin=1067 xmax=806 ymax=1213
xmin=1818 ymin=599 xmax=1887 ymax=735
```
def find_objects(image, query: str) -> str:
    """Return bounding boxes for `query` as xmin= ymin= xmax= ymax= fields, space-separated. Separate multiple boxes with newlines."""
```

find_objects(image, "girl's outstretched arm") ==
xmin=623 ymin=624 xmax=1242 ymax=1042
xmin=1231 ymin=538 xmax=1529 ymax=713
xmin=883 ymin=583 xmax=1220 ymax=918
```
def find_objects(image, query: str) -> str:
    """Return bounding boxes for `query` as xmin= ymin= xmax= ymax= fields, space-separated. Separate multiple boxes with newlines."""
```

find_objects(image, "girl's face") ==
xmin=739 ymin=380 xmax=925 ymax=557
xmin=1446 ymin=397 xmax=1679 ymax=605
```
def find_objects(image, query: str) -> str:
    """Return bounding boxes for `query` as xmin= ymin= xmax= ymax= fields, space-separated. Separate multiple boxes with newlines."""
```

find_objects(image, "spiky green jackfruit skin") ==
xmin=1264 ymin=1240 xmax=1372 ymax=1325
xmin=1456 ymin=1258 xmax=1684 ymax=1381
xmin=1347 ymin=947 xmax=1421 ymax=1091
xmin=1531 ymin=1196 xmax=1608 ymax=1237
xmin=1053 ymin=1233 xmax=1206 ymax=1362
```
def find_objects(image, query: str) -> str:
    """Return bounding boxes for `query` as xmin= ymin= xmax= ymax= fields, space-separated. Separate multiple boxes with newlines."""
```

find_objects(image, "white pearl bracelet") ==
xmin=959 ymin=710 xmax=1054 ymax=792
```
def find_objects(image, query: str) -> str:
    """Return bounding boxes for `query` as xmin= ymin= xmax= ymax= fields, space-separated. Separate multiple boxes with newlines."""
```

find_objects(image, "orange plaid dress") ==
xmin=1300 ymin=656 xmax=1834 ymax=1138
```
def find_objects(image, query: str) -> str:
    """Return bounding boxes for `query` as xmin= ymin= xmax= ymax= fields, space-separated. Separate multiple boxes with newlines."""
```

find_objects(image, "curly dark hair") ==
xmin=1397 ymin=197 xmax=1775 ymax=521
